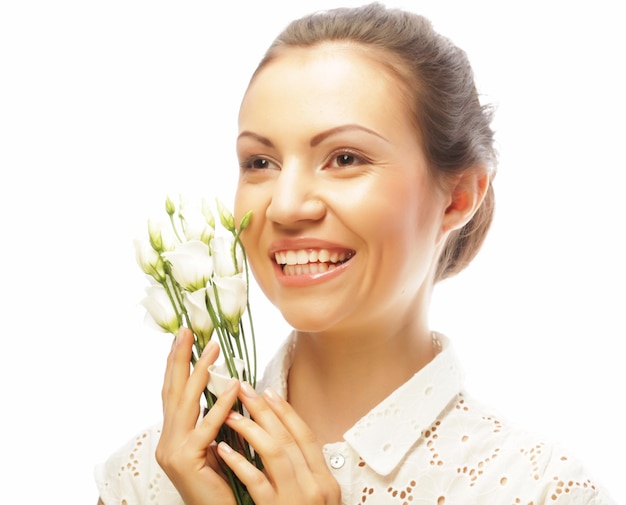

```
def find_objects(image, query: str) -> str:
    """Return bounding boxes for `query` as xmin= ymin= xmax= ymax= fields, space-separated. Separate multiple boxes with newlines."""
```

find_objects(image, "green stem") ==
xmin=168 ymin=214 xmax=184 ymax=243
xmin=239 ymin=243 xmax=257 ymax=388
xmin=239 ymin=323 xmax=252 ymax=384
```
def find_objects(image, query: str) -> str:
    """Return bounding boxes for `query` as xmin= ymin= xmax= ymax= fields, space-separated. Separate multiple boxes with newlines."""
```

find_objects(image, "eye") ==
xmin=337 ymin=154 xmax=356 ymax=166
xmin=326 ymin=150 xmax=369 ymax=169
xmin=240 ymin=156 xmax=278 ymax=171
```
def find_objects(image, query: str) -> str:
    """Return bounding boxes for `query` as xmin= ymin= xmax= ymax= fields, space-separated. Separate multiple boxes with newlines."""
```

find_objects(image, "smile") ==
xmin=274 ymin=248 xmax=355 ymax=276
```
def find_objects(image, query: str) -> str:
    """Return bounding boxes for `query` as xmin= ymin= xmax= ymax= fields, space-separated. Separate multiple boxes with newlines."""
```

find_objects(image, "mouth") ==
xmin=274 ymin=248 xmax=356 ymax=276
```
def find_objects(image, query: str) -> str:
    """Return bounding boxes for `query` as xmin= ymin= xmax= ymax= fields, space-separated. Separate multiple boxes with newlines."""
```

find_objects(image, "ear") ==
xmin=441 ymin=166 xmax=490 ymax=234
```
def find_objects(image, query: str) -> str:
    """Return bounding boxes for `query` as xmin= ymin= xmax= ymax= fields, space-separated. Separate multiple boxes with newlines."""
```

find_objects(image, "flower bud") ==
xmin=147 ymin=219 xmax=163 ymax=252
xmin=165 ymin=195 xmax=176 ymax=216
xmin=134 ymin=238 xmax=166 ymax=281
xmin=183 ymin=288 xmax=214 ymax=347
xmin=148 ymin=219 xmax=177 ymax=253
xmin=141 ymin=284 xmax=179 ymax=334
xmin=201 ymin=198 xmax=216 ymax=229
xmin=216 ymin=199 xmax=235 ymax=232
xmin=180 ymin=204 xmax=214 ymax=243
xmin=239 ymin=210 xmax=253 ymax=231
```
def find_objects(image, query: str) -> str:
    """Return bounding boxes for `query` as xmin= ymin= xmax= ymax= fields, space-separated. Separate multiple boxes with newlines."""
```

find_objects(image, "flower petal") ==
xmin=183 ymin=288 xmax=214 ymax=346
xmin=162 ymin=240 xmax=214 ymax=291
xmin=207 ymin=357 xmax=246 ymax=396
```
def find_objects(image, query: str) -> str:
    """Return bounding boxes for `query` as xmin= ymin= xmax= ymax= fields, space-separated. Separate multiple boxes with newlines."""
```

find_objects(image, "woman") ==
xmin=96 ymin=3 xmax=614 ymax=504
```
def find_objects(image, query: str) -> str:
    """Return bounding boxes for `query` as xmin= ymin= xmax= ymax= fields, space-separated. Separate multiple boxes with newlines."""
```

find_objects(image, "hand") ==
xmin=217 ymin=382 xmax=342 ymax=505
xmin=156 ymin=327 xmax=239 ymax=505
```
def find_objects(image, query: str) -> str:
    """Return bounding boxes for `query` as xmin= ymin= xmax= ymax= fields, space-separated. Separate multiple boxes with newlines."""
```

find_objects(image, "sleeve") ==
xmin=536 ymin=444 xmax=616 ymax=505
xmin=94 ymin=424 xmax=184 ymax=505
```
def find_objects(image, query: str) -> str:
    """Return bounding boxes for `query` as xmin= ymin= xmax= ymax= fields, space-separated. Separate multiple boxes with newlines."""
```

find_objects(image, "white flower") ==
xmin=209 ymin=274 xmax=247 ymax=334
xmin=179 ymin=200 xmax=214 ymax=243
xmin=162 ymin=240 xmax=214 ymax=291
xmin=208 ymin=357 xmax=246 ymax=396
xmin=141 ymin=284 xmax=179 ymax=334
xmin=183 ymin=287 xmax=214 ymax=346
xmin=134 ymin=238 xmax=166 ymax=281
xmin=210 ymin=236 xmax=243 ymax=277
xmin=148 ymin=218 xmax=176 ymax=252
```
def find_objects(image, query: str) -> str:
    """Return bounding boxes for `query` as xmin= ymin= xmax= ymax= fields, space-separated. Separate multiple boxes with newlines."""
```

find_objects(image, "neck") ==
xmin=287 ymin=319 xmax=436 ymax=445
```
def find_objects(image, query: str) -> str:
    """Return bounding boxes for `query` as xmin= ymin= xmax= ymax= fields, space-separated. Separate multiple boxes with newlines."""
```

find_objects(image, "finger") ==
xmin=260 ymin=389 xmax=341 ymax=502
xmin=238 ymin=382 xmax=299 ymax=446
xmin=165 ymin=338 xmax=223 ymax=438
xmin=177 ymin=340 xmax=220 ymax=412
xmin=239 ymin=383 xmax=317 ymax=461
xmin=161 ymin=327 xmax=193 ymax=415
xmin=191 ymin=377 xmax=240 ymax=448
xmin=224 ymin=409 xmax=303 ymax=486
xmin=161 ymin=336 xmax=178 ymax=410
xmin=262 ymin=387 xmax=330 ymax=475
xmin=238 ymin=382 xmax=314 ymax=470
xmin=217 ymin=441 xmax=275 ymax=502
xmin=222 ymin=411 xmax=331 ymax=505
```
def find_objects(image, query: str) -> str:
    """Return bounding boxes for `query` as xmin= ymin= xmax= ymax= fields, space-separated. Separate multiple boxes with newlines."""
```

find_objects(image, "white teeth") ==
xmin=318 ymin=249 xmax=330 ymax=262
xmin=284 ymin=262 xmax=332 ymax=276
xmin=296 ymin=250 xmax=309 ymax=265
xmin=274 ymin=248 xmax=353 ymax=267
xmin=285 ymin=250 xmax=297 ymax=265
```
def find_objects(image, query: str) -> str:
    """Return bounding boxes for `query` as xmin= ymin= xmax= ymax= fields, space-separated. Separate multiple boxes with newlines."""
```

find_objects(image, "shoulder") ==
xmin=94 ymin=424 xmax=184 ymax=505
xmin=423 ymin=393 xmax=615 ymax=504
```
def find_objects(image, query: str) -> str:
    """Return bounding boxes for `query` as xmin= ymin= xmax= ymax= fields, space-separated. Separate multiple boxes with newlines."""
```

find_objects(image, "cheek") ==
xmin=234 ymin=185 xmax=261 ymax=234
xmin=233 ymin=184 xmax=248 ymax=227
xmin=355 ymin=176 xmax=431 ymax=228
xmin=354 ymin=176 xmax=444 ymax=257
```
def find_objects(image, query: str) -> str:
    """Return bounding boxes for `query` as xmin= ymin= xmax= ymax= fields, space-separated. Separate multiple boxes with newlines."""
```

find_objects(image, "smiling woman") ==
xmin=94 ymin=3 xmax=616 ymax=505
xmin=235 ymin=42 xmax=461 ymax=338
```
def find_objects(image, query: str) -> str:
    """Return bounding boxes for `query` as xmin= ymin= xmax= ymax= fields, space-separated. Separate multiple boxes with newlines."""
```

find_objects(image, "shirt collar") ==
xmin=258 ymin=332 xmax=464 ymax=476
xmin=344 ymin=333 xmax=464 ymax=475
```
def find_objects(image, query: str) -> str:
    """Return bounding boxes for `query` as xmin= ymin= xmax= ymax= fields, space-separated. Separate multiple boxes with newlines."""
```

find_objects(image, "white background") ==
xmin=1 ymin=1 xmax=623 ymax=503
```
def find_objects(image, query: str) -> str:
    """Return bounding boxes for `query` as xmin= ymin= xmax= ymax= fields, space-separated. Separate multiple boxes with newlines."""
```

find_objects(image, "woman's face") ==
xmin=235 ymin=44 xmax=451 ymax=335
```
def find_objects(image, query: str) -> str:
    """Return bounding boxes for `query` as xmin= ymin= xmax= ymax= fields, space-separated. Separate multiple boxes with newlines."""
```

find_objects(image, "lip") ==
xmin=268 ymin=238 xmax=356 ymax=287
xmin=268 ymin=237 xmax=353 ymax=256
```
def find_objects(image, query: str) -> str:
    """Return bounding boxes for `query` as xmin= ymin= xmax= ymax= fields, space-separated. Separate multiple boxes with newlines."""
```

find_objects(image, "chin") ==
xmin=279 ymin=308 xmax=338 ymax=334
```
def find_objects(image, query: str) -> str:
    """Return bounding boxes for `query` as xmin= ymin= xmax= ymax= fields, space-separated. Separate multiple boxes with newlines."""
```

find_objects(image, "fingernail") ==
xmin=263 ymin=387 xmax=281 ymax=402
xmin=240 ymin=381 xmax=257 ymax=398
xmin=218 ymin=441 xmax=234 ymax=454
xmin=225 ymin=377 xmax=239 ymax=393
xmin=228 ymin=411 xmax=243 ymax=421
xmin=175 ymin=327 xmax=185 ymax=345
xmin=201 ymin=340 xmax=218 ymax=357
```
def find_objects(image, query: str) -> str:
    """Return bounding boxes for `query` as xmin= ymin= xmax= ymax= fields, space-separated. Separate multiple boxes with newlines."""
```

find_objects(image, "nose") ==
xmin=266 ymin=162 xmax=326 ymax=227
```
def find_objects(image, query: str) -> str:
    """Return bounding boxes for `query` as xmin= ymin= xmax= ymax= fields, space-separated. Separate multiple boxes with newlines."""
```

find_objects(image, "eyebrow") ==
xmin=237 ymin=131 xmax=275 ymax=147
xmin=237 ymin=124 xmax=389 ymax=148
xmin=310 ymin=124 xmax=389 ymax=146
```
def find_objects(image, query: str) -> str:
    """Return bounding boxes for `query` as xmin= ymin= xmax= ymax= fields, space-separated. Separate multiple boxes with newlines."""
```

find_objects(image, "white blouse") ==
xmin=95 ymin=334 xmax=615 ymax=504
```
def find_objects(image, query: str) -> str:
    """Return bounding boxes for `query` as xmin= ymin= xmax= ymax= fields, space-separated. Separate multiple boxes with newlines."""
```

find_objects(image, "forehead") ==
xmin=239 ymin=43 xmax=411 ymax=132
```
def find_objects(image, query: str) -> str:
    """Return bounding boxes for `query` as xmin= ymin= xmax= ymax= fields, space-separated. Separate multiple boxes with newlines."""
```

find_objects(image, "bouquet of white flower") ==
xmin=134 ymin=195 xmax=258 ymax=505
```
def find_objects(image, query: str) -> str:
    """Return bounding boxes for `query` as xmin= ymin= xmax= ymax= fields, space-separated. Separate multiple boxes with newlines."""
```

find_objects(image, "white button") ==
xmin=329 ymin=453 xmax=345 ymax=469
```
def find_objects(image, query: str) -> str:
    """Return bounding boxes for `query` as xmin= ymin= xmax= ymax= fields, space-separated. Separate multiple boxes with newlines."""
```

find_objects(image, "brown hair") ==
xmin=251 ymin=2 xmax=497 ymax=282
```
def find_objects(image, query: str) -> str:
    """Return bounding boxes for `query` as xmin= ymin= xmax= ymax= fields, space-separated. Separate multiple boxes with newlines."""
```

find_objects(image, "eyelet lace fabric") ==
xmin=95 ymin=333 xmax=615 ymax=504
